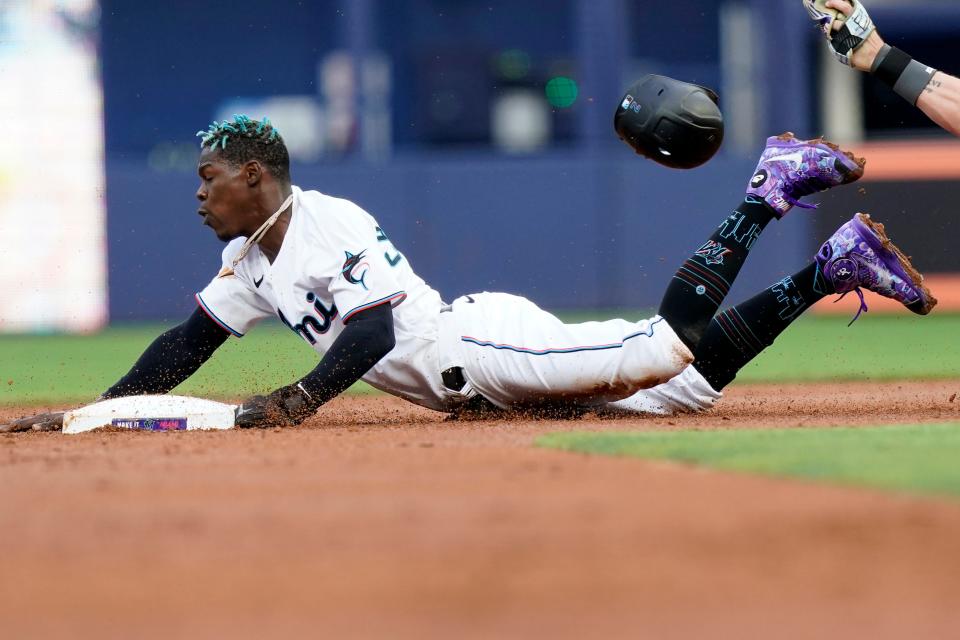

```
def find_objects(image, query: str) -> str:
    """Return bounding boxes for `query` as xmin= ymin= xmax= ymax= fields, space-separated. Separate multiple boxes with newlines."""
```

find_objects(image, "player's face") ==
xmin=196 ymin=150 xmax=258 ymax=242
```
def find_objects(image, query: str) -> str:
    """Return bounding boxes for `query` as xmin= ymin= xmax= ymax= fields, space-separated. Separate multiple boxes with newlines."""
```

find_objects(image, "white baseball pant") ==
xmin=437 ymin=292 xmax=706 ymax=412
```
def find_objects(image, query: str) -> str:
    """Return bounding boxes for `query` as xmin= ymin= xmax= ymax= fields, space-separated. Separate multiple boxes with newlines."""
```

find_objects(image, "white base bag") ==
xmin=63 ymin=395 xmax=236 ymax=434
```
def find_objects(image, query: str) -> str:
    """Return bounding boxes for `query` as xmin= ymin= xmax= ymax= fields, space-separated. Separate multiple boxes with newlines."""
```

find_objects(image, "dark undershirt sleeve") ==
xmin=100 ymin=306 xmax=230 ymax=399
xmin=294 ymin=301 xmax=396 ymax=409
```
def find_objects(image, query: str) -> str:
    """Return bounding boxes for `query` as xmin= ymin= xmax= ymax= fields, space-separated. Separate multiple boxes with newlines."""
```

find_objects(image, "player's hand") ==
xmin=235 ymin=384 xmax=316 ymax=429
xmin=824 ymin=0 xmax=855 ymax=32
xmin=824 ymin=0 xmax=885 ymax=71
xmin=0 ymin=411 xmax=65 ymax=433
xmin=804 ymin=0 xmax=882 ymax=70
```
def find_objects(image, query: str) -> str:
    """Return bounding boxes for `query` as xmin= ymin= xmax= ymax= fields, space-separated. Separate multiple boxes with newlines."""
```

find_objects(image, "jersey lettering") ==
xmin=277 ymin=291 xmax=338 ymax=344
xmin=376 ymin=226 xmax=402 ymax=267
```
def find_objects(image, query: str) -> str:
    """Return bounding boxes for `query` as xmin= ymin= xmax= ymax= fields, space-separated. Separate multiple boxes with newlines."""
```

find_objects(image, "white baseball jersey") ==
xmin=196 ymin=186 xmax=719 ymax=416
xmin=196 ymin=186 xmax=453 ymax=410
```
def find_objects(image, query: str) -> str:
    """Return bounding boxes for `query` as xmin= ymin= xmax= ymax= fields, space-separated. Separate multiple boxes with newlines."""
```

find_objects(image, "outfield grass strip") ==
xmin=0 ymin=323 xmax=374 ymax=405
xmin=538 ymin=423 xmax=960 ymax=498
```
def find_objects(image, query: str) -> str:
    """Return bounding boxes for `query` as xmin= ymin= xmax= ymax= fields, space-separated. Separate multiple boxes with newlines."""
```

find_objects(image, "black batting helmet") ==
xmin=614 ymin=75 xmax=724 ymax=169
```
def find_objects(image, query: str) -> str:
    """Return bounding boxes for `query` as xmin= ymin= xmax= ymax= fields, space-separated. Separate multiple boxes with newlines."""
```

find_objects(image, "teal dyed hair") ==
xmin=196 ymin=114 xmax=290 ymax=182
xmin=196 ymin=114 xmax=280 ymax=151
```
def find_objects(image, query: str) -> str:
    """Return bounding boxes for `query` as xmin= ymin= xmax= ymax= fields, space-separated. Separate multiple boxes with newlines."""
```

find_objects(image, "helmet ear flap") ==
xmin=614 ymin=75 xmax=724 ymax=170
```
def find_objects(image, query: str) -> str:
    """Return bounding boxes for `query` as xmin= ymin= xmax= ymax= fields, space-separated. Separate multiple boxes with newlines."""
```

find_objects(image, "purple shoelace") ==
xmin=835 ymin=288 xmax=869 ymax=326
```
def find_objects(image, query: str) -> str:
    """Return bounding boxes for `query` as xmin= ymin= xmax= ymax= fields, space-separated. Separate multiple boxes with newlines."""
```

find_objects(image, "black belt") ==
xmin=441 ymin=366 xmax=467 ymax=391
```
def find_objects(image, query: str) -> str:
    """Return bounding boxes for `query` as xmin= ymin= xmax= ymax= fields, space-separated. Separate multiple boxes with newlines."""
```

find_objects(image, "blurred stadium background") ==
xmin=1 ymin=0 xmax=958 ymax=334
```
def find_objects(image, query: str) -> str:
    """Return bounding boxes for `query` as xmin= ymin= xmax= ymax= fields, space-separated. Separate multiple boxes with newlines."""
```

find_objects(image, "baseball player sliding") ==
xmin=2 ymin=81 xmax=936 ymax=432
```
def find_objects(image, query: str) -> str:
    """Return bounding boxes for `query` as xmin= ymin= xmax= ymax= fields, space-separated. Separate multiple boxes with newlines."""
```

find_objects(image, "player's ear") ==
xmin=244 ymin=160 xmax=263 ymax=187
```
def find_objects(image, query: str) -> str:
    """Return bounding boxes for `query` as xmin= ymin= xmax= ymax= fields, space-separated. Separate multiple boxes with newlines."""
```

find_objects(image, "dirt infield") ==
xmin=3 ymin=380 xmax=960 ymax=639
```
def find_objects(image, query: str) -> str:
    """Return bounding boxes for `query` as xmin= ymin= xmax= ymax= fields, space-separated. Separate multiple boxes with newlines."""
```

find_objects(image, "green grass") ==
xmin=1 ymin=312 xmax=958 ymax=406
xmin=538 ymin=423 xmax=960 ymax=498
xmin=733 ymin=312 xmax=960 ymax=383
xmin=0 ymin=321 xmax=373 ymax=406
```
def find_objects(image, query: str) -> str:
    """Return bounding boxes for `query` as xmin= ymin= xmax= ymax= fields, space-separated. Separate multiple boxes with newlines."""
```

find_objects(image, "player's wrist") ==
xmin=870 ymin=44 xmax=938 ymax=106
xmin=851 ymin=31 xmax=884 ymax=72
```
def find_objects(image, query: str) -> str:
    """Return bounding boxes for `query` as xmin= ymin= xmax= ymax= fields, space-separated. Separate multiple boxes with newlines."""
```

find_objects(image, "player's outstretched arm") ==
xmin=0 ymin=307 xmax=230 ymax=433
xmin=235 ymin=302 xmax=396 ymax=428
xmin=915 ymin=73 xmax=960 ymax=138
xmin=808 ymin=0 xmax=960 ymax=137
xmin=100 ymin=306 xmax=230 ymax=398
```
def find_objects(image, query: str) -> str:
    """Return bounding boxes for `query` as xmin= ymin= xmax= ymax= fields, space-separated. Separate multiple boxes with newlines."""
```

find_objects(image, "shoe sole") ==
xmin=773 ymin=132 xmax=866 ymax=183
xmin=855 ymin=213 xmax=938 ymax=315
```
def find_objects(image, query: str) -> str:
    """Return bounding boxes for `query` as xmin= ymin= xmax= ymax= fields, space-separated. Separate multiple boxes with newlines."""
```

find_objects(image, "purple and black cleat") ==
xmin=816 ymin=213 xmax=937 ymax=324
xmin=746 ymin=132 xmax=866 ymax=218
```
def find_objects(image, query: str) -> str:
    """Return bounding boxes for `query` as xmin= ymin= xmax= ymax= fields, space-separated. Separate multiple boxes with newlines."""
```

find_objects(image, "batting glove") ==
xmin=803 ymin=0 xmax=876 ymax=67
xmin=235 ymin=383 xmax=316 ymax=429
xmin=0 ymin=411 xmax=64 ymax=433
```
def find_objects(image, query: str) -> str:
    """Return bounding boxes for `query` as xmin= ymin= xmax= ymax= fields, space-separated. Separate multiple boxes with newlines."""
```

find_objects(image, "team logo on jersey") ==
xmin=341 ymin=250 xmax=370 ymax=290
xmin=694 ymin=240 xmax=731 ymax=266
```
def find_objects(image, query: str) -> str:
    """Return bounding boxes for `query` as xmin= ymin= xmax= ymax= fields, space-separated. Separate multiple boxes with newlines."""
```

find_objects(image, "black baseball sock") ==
xmin=692 ymin=262 xmax=832 ymax=391
xmin=658 ymin=198 xmax=775 ymax=350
